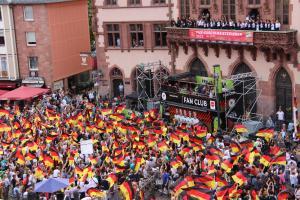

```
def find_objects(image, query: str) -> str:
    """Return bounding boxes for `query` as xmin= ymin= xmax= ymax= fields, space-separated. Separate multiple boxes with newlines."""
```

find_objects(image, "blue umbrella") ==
xmin=34 ymin=178 xmax=70 ymax=193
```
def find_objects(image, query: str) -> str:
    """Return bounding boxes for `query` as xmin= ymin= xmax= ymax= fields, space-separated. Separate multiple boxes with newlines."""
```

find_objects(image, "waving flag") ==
xmin=106 ymin=173 xmax=117 ymax=189
xmin=120 ymin=181 xmax=134 ymax=200
xmin=215 ymin=186 xmax=229 ymax=200
xmin=260 ymin=155 xmax=272 ymax=167
xmin=250 ymin=190 xmax=259 ymax=200
xmin=234 ymin=124 xmax=248 ymax=133
xmin=184 ymin=188 xmax=213 ymax=200
xmin=232 ymin=171 xmax=247 ymax=186
xmin=256 ymin=129 xmax=274 ymax=141
xmin=271 ymin=154 xmax=286 ymax=166
xmin=86 ymin=188 xmax=106 ymax=198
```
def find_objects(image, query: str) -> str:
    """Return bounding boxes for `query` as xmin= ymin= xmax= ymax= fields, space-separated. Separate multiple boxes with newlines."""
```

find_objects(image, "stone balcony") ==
xmin=167 ymin=27 xmax=298 ymax=62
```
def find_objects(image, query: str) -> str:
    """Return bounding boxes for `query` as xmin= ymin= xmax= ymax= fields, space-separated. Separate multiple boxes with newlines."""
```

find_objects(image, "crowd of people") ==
xmin=171 ymin=14 xmax=282 ymax=31
xmin=0 ymin=89 xmax=298 ymax=200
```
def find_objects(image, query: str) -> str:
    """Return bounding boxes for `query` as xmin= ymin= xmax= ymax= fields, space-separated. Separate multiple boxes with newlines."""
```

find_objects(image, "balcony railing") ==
xmin=167 ymin=27 xmax=298 ymax=53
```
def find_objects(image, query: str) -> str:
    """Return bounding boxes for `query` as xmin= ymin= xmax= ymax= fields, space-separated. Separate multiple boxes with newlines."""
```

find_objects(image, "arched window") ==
xmin=110 ymin=67 xmax=123 ymax=79
xmin=275 ymin=68 xmax=292 ymax=120
xmin=189 ymin=58 xmax=208 ymax=77
xmin=180 ymin=0 xmax=190 ymax=18
xmin=222 ymin=0 xmax=236 ymax=21
xmin=232 ymin=63 xmax=257 ymax=118
xmin=275 ymin=0 xmax=289 ymax=25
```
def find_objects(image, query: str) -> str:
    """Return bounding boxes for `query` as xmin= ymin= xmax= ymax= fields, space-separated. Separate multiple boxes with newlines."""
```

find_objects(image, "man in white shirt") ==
xmin=53 ymin=168 xmax=60 ymax=178
xmin=276 ymin=106 xmax=285 ymax=130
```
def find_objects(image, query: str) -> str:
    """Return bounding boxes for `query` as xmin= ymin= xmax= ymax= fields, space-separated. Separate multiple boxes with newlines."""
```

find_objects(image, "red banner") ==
xmin=189 ymin=29 xmax=254 ymax=44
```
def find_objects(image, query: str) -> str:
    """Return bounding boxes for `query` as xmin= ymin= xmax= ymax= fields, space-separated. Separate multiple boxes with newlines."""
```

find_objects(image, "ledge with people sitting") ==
xmin=171 ymin=15 xmax=282 ymax=31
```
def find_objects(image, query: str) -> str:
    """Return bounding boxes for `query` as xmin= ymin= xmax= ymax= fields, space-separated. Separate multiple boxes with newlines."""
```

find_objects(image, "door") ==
xmin=112 ymin=79 xmax=123 ymax=98
xmin=275 ymin=68 xmax=292 ymax=121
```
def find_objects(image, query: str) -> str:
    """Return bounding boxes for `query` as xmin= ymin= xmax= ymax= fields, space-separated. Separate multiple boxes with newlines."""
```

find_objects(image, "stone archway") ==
xmin=110 ymin=67 xmax=124 ymax=97
xmin=189 ymin=58 xmax=208 ymax=77
xmin=275 ymin=67 xmax=292 ymax=121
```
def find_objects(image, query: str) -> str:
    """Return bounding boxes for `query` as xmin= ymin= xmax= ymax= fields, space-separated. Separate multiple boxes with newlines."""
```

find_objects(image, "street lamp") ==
xmin=213 ymin=64 xmax=222 ymax=134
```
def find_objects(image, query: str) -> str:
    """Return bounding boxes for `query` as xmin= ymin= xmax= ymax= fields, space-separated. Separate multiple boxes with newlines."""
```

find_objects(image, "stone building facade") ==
xmin=94 ymin=0 xmax=300 ymax=119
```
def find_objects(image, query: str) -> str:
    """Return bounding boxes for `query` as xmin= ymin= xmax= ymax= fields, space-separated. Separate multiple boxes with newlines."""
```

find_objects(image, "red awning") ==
xmin=0 ymin=90 xmax=8 ymax=96
xmin=0 ymin=86 xmax=49 ymax=100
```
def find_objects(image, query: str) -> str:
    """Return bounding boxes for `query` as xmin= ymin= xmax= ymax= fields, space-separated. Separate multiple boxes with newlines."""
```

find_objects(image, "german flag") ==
xmin=173 ymin=178 xmax=188 ymax=197
xmin=0 ymin=124 xmax=11 ymax=132
xmin=16 ymin=151 xmax=25 ymax=165
xmin=239 ymin=140 xmax=254 ymax=150
xmin=184 ymin=188 xmax=212 ymax=200
xmin=195 ymin=129 xmax=207 ymax=138
xmin=170 ymin=133 xmax=181 ymax=145
xmin=147 ymin=137 xmax=156 ymax=147
xmin=260 ymin=155 xmax=272 ymax=167
xmin=34 ymin=166 xmax=44 ymax=180
xmin=109 ymin=114 xmax=124 ymax=122
xmin=193 ymin=175 xmax=216 ymax=189
xmin=228 ymin=184 xmax=240 ymax=199
xmin=43 ymin=155 xmax=54 ymax=168
xmin=26 ymin=141 xmax=38 ymax=151
xmin=244 ymin=151 xmax=256 ymax=164
xmin=120 ymin=181 xmax=134 ymax=200
xmin=46 ymin=135 xmax=57 ymax=143
xmin=86 ymin=188 xmax=105 ymax=198
xmin=183 ymin=176 xmax=195 ymax=188
xmin=256 ymin=129 xmax=274 ymax=141
xmin=26 ymin=152 xmax=36 ymax=161
xmin=83 ymin=165 xmax=93 ymax=178
xmin=50 ymin=150 xmax=60 ymax=161
xmin=157 ymin=141 xmax=169 ymax=152
xmin=0 ymin=109 xmax=9 ymax=116
xmin=215 ymin=186 xmax=228 ymax=200
xmin=271 ymin=154 xmax=286 ymax=166
xmin=115 ymin=164 xmax=126 ymax=173
xmin=250 ymin=190 xmax=259 ymax=200
xmin=229 ymin=141 xmax=241 ymax=154
xmin=115 ymin=104 xmax=126 ymax=113
xmin=270 ymin=145 xmax=282 ymax=156
xmin=68 ymin=156 xmax=75 ymax=166
xmin=134 ymin=157 xmax=145 ymax=172
xmin=180 ymin=147 xmax=192 ymax=157
xmin=101 ymin=108 xmax=112 ymax=116
xmin=215 ymin=176 xmax=228 ymax=187
xmin=232 ymin=171 xmax=247 ymax=186
xmin=277 ymin=190 xmax=291 ymax=200
xmin=208 ymin=147 xmax=224 ymax=157
xmin=170 ymin=160 xmax=183 ymax=169
xmin=221 ymin=159 xmax=233 ymax=173
xmin=234 ymin=124 xmax=248 ymax=133
xmin=178 ymin=131 xmax=189 ymax=141
xmin=205 ymin=153 xmax=220 ymax=165
xmin=89 ymin=156 xmax=97 ymax=165
xmin=207 ymin=165 xmax=216 ymax=175
xmin=1 ymin=141 xmax=10 ymax=149
xmin=75 ymin=166 xmax=84 ymax=177
xmin=106 ymin=173 xmax=117 ymax=188
xmin=13 ymin=121 xmax=21 ymax=130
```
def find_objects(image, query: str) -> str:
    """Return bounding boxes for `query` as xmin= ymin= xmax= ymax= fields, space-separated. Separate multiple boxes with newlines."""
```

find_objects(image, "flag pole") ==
xmin=293 ymin=86 xmax=298 ymax=136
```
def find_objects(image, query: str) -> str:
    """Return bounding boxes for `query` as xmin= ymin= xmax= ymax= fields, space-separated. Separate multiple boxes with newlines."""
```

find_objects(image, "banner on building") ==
xmin=189 ymin=29 xmax=254 ymax=44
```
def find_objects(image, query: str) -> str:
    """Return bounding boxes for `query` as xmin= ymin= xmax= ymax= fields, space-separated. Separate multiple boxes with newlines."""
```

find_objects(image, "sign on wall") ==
xmin=189 ymin=29 xmax=254 ymax=44
xmin=161 ymin=92 xmax=216 ymax=112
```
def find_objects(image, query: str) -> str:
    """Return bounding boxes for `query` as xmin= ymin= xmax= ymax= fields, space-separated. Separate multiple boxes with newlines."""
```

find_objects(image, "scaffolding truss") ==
xmin=136 ymin=61 xmax=169 ymax=111
xmin=224 ymin=72 xmax=263 ymax=130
